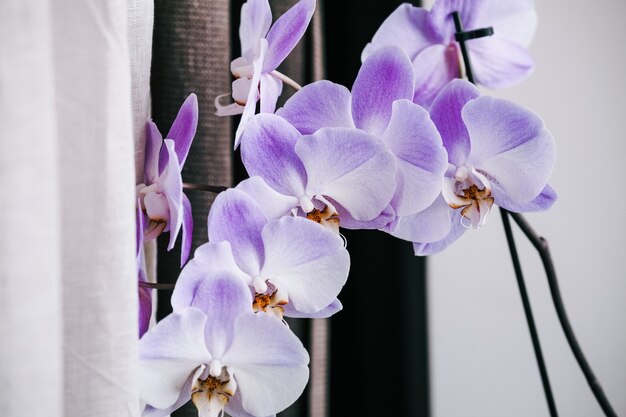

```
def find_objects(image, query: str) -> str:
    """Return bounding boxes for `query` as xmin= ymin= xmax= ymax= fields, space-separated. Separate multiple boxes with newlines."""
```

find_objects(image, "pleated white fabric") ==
xmin=1 ymin=0 xmax=148 ymax=415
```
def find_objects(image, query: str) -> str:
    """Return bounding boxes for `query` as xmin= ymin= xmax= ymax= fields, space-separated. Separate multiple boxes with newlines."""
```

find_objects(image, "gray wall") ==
xmin=427 ymin=0 xmax=626 ymax=416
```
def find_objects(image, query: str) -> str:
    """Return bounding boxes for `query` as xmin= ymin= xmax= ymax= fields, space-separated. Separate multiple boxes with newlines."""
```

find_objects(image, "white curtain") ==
xmin=1 ymin=0 xmax=152 ymax=415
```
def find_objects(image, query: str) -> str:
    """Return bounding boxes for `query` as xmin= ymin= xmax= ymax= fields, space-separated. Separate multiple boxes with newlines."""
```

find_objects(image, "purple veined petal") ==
xmin=172 ymin=241 xmax=251 ymax=312
xmin=235 ymin=176 xmax=298 ymax=220
xmin=240 ymin=114 xmax=307 ymax=198
xmin=165 ymin=93 xmax=198 ymax=168
xmin=276 ymin=80 xmax=354 ymax=135
xmin=191 ymin=273 xmax=253 ymax=359
xmin=495 ymin=183 xmax=557 ymax=213
xmin=282 ymin=298 xmax=342 ymax=319
xmin=260 ymin=216 xmax=350 ymax=315
xmin=239 ymin=0 xmax=272 ymax=62
xmin=411 ymin=43 xmax=462 ymax=109
xmin=382 ymin=99 xmax=448 ymax=216
xmin=180 ymin=192 xmax=193 ymax=267
xmin=463 ymin=96 xmax=556 ymax=205
xmin=361 ymin=4 xmax=434 ymax=61
xmin=208 ymin=189 xmax=268 ymax=278
xmin=223 ymin=314 xmax=309 ymax=417
xmin=138 ymin=267 xmax=152 ymax=338
xmin=263 ymin=0 xmax=316 ymax=73
xmin=468 ymin=37 xmax=535 ymax=89
xmin=234 ymin=39 xmax=268 ymax=149
xmin=383 ymin=194 xmax=453 ymax=243
xmin=351 ymin=46 xmax=414 ymax=136
xmin=136 ymin=201 xmax=145 ymax=257
xmin=144 ymin=121 xmax=163 ymax=185
xmin=159 ymin=140 xmax=184 ymax=251
xmin=429 ymin=78 xmax=479 ymax=166
xmin=337 ymin=202 xmax=395 ymax=230
xmin=139 ymin=308 xmax=211 ymax=409
xmin=474 ymin=0 xmax=537 ymax=48
xmin=413 ymin=209 xmax=467 ymax=256
xmin=259 ymin=73 xmax=283 ymax=114
xmin=297 ymin=127 xmax=396 ymax=221
xmin=428 ymin=0 xmax=480 ymax=43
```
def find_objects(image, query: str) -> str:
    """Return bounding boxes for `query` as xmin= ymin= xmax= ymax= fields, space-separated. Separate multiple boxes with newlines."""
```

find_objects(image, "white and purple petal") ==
xmin=411 ymin=43 xmax=461 ymax=109
xmin=166 ymin=93 xmax=198 ymax=167
xmin=180 ymin=192 xmax=193 ymax=266
xmin=259 ymin=73 xmax=283 ymax=114
xmin=235 ymin=176 xmax=298 ymax=220
xmin=159 ymin=139 xmax=184 ymax=251
xmin=384 ymin=194 xmax=453 ymax=244
xmin=412 ymin=210 xmax=467 ymax=256
xmin=239 ymin=0 xmax=272 ymax=62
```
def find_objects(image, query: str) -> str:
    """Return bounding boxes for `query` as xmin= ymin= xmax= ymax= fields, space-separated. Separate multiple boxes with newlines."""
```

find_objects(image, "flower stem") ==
xmin=270 ymin=70 xmax=302 ymax=91
xmin=182 ymin=182 xmax=228 ymax=193
xmin=139 ymin=281 xmax=175 ymax=290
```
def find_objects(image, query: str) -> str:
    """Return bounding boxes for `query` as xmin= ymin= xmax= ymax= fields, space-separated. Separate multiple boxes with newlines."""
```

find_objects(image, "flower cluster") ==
xmin=137 ymin=0 xmax=556 ymax=416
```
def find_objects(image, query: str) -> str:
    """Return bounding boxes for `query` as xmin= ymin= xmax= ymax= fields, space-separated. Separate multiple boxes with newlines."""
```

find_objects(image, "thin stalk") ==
xmin=270 ymin=70 xmax=302 ymax=91
xmin=182 ymin=182 xmax=227 ymax=193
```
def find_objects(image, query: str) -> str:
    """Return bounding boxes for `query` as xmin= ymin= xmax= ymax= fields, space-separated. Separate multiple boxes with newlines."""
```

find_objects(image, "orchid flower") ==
xmin=172 ymin=189 xmax=350 ymax=320
xmin=139 ymin=273 xmax=309 ymax=417
xmin=277 ymin=46 xmax=448 ymax=228
xmin=238 ymin=113 xmax=397 ymax=229
xmin=386 ymin=79 xmax=556 ymax=255
xmin=362 ymin=0 xmax=537 ymax=107
xmin=137 ymin=94 xmax=198 ymax=266
xmin=215 ymin=0 xmax=316 ymax=148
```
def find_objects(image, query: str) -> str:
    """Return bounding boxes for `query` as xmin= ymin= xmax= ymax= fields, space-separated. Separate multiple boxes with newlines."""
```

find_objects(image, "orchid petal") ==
xmin=234 ymin=39 xmax=268 ymax=149
xmin=464 ymin=96 xmax=556 ymax=204
xmin=261 ymin=216 xmax=350 ymax=314
xmin=223 ymin=314 xmax=309 ymax=416
xmin=297 ymin=127 xmax=396 ymax=221
xmin=495 ymin=183 xmax=558 ymax=213
xmin=411 ymin=43 xmax=461 ymax=109
xmin=208 ymin=189 xmax=268 ymax=278
xmin=138 ymin=268 xmax=152 ymax=338
xmin=180 ymin=192 xmax=193 ymax=266
xmin=384 ymin=194 xmax=453 ymax=243
xmin=240 ymin=114 xmax=307 ymax=197
xmin=166 ymin=93 xmax=198 ymax=167
xmin=172 ymin=242 xmax=251 ymax=312
xmin=226 ymin=391 xmax=272 ymax=417
xmin=413 ymin=210 xmax=467 ymax=256
xmin=276 ymin=80 xmax=354 ymax=135
xmin=475 ymin=0 xmax=537 ymax=48
xmin=337 ymin=203 xmax=395 ymax=230
xmin=282 ymin=298 xmax=343 ymax=319
xmin=159 ymin=140 xmax=184 ymax=251
xmin=468 ymin=37 xmax=535 ymax=89
xmin=428 ymin=0 xmax=479 ymax=42
xmin=382 ymin=99 xmax=447 ymax=216
xmin=235 ymin=176 xmax=298 ymax=220
xmin=351 ymin=46 xmax=414 ymax=136
xmin=259 ymin=74 xmax=283 ymax=114
xmin=144 ymin=121 xmax=162 ymax=185
xmin=142 ymin=371 xmax=200 ymax=417
xmin=361 ymin=4 xmax=433 ymax=61
xmin=139 ymin=308 xmax=211 ymax=409
xmin=263 ymin=0 xmax=316 ymax=73
xmin=429 ymin=79 xmax=479 ymax=166
xmin=239 ymin=0 xmax=272 ymax=62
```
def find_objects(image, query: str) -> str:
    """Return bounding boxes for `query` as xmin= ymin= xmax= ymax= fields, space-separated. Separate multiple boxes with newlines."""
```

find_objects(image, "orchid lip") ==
xmin=443 ymin=165 xmax=495 ymax=229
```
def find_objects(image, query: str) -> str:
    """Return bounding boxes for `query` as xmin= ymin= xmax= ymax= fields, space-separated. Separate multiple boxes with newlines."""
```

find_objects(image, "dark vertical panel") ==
xmin=323 ymin=1 xmax=430 ymax=416
xmin=152 ymin=1 xmax=232 ymax=416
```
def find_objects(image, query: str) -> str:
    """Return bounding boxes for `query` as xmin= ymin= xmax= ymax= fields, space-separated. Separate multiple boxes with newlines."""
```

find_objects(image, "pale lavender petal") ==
xmin=239 ymin=0 xmax=272 ymax=61
xmin=428 ymin=0 xmax=480 ymax=42
xmin=240 ymin=114 xmax=307 ymax=198
xmin=282 ymin=298 xmax=342 ymax=319
xmin=191 ymin=273 xmax=253 ymax=358
xmin=337 ymin=203 xmax=395 ymax=230
xmin=235 ymin=176 xmax=298 ymax=220
xmin=351 ymin=46 xmax=414 ymax=136
xmin=259 ymin=73 xmax=283 ymax=114
xmin=474 ymin=0 xmax=537 ymax=48
xmin=142 ymin=372 xmax=198 ymax=417
xmin=138 ymin=268 xmax=152 ymax=338
xmin=411 ymin=43 xmax=461 ymax=109
xmin=208 ymin=189 xmax=268 ymax=277
xmin=469 ymin=37 xmax=534 ymax=89
xmin=139 ymin=308 xmax=211 ymax=409
xmin=429 ymin=79 xmax=479 ymax=166
xmin=495 ymin=183 xmax=557 ymax=213
xmin=382 ymin=99 xmax=447 ymax=216
xmin=234 ymin=39 xmax=268 ymax=149
xmin=166 ymin=93 xmax=198 ymax=167
xmin=413 ymin=210 xmax=467 ymax=256
xmin=361 ymin=4 xmax=434 ymax=61
xmin=180 ymin=192 xmax=193 ymax=266
xmin=263 ymin=0 xmax=316 ymax=72
xmin=464 ymin=96 xmax=556 ymax=204
xmin=160 ymin=140 xmax=184 ymax=251
xmin=223 ymin=314 xmax=309 ymax=416
xmin=226 ymin=392 xmax=273 ymax=417
xmin=297 ymin=127 xmax=396 ymax=221
xmin=172 ymin=242 xmax=251 ymax=312
xmin=383 ymin=194 xmax=452 ymax=243
xmin=144 ymin=121 xmax=162 ymax=185
xmin=260 ymin=216 xmax=350 ymax=314
xmin=276 ymin=80 xmax=354 ymax=135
